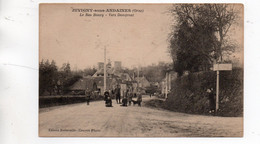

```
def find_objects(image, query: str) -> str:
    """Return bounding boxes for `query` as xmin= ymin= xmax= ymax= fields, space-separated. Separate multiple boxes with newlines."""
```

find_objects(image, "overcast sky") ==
xmin=40 ymin=4 xmax=173 ymax=70
xmin=40 ymin=4 xmax=243 ymax=70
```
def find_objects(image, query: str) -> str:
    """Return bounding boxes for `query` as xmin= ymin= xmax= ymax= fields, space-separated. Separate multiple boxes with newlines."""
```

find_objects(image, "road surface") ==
xmin=39 ymin=95 xmax=243 ymax=137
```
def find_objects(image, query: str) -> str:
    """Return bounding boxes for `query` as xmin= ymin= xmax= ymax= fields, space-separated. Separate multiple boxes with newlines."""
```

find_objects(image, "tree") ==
xmin=59 ymin=62 xmax=75 ymax=93
xmin=39 ymin=60 xmax=83 ymax=95
xmin=83 ymin=67 xmax=97 ymax=76
xmin=39 ymin=59 xmax=58 ymax=95
xmin=60 ymin=62 xmax=71 ymax=78
xmin=169 ymin=4 xmax=239 ymax=75
xmin=140 ymin=63 xmax=169 ymax=82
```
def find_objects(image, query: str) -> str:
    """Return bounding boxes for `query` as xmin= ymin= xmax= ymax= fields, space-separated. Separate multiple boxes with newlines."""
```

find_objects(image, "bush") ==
xmin=165 ymin=68 xmax=243 ymax=117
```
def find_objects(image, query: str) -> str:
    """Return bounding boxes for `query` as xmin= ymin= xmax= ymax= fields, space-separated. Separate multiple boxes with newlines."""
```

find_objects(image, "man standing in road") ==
xmin=85 ymin=88 xmax=91 ymax=105
xmin=137 ymin=90 xmax=142 ymax=107
xmin=115 ymin=85 xmax=121 ymax=104
xmin=207 ymin=88 xmax=215 ymax=114
xmin=128 ymin=88 xmax=133 ymax=106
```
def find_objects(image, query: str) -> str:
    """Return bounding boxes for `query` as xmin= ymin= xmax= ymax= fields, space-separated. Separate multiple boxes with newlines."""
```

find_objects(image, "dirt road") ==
xmin=39 ymin=95 xmax=243 ymax=137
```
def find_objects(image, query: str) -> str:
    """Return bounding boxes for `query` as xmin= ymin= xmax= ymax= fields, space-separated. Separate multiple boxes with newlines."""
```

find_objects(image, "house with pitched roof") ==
xmin=69 ymin=76 xmax=119 ymax=95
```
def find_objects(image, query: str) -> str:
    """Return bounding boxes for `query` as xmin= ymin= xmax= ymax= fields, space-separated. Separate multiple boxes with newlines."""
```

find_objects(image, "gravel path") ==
xmin=39 ymin=95 xmax=243 ymax=137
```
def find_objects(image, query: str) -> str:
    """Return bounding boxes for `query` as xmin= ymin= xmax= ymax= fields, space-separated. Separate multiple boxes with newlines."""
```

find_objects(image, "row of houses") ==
xmin=69 ymin=61 xmax=150 ymax=96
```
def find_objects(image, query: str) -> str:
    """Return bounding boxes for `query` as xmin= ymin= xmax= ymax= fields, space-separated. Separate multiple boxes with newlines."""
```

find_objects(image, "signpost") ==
xmin=213 ymin=63 xmax=232 ymax=112
xmin=213 ymin=63 xmax=232 ymax=71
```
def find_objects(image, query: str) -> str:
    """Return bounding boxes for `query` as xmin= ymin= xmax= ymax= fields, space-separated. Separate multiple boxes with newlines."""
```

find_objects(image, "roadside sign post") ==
xmin=213 ymin=63 xmax=232 ymax=112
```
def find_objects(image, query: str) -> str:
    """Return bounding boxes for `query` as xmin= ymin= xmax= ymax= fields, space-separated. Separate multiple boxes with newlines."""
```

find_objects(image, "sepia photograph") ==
xmin=39 ymin=3 xmax=243 ymax=137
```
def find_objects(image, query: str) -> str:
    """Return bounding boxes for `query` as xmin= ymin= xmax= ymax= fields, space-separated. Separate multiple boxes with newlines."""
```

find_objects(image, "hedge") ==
xmin=165 ymin=68 xmax=243 ymax=117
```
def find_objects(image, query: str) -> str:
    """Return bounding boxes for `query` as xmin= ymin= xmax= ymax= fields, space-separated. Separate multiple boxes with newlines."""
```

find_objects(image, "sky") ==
xmin=39 ymin=4 xmax=243 ymax=70
xmin=39 ymin=4 xmax=174 ymax=70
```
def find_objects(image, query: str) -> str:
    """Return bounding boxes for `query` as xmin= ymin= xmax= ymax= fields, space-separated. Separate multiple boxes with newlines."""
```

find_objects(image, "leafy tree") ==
xmin=139 ymin=62 xmax=169 ymax=83
xmin=211 ymin=4 xmax=239 ymax=61
xmin=39 ymin=60 xmax=58 ymax=95
xmin=171 ymin=21 xmax=218 ymax=75
xmin=59 ymin=62 xmax=82 ymax=93
xmin=39 ymin=60 xmax=82 ymax=95
xmin=60 ymin=63 xmax=71 ymax=78
xmin=83 ymin=67 xmax=97 ymax=76
xmin=169 ymin=4 xmax=239 ymax=76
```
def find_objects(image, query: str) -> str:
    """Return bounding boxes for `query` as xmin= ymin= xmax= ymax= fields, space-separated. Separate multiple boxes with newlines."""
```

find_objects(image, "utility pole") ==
xmin=216 ymin=70 xmax=219 ymax=112
xmin=168 ymin=73 xmax=171 ymax=92
xmin=165 ymin=72 xmax=168 ymax=99
xmin=104 ymin=46 xmax=107 ymax=93
xmin=137 ymin=65 xmax=139 ymax=89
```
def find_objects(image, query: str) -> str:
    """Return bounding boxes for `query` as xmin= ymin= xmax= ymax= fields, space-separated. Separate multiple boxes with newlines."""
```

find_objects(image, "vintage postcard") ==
xmin=39 ymin=3 xmax=243 ymax=137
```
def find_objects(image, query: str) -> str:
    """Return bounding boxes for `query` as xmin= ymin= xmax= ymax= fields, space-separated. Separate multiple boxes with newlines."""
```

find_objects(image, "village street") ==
xmin=39 ymin=95 xmax=243 ymax=137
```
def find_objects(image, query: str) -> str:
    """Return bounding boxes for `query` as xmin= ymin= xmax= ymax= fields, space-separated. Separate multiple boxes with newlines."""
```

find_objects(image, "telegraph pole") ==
xmin=137 ymin=65 xmax=139 ymax=89
xmin=165 ymin=72 xmax=168 ymax=99
xmin=104 ymin=46 xmax=107 ymax=93
xmin=216 ymin=70 xmax=219 ymax=112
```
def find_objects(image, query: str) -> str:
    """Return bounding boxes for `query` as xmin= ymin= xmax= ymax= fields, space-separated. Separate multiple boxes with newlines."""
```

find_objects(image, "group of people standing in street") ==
xmin=112 ymin=85 xmax=142 ymax=107
xmin=85 ymin=84 xmax=142 ymax=107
